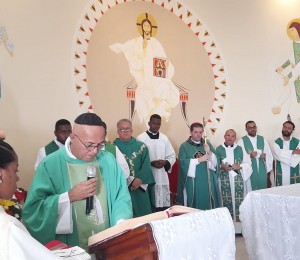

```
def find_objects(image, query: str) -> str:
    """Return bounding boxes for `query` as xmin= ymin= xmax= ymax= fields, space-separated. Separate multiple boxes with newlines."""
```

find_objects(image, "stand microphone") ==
xmin=86 ymin=165 xmax=96 ymax=215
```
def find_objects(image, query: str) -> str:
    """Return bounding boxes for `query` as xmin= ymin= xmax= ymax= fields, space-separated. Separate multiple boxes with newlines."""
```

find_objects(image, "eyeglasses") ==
xmin=73 ymin=134 xmax=104 ymax=151
xmin=118 ymin=128 xmax=132 ymax=133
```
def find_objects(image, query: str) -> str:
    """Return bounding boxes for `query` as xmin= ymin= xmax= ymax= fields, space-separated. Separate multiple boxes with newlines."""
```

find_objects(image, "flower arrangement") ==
xmin=0 ymin=188 xmax=27 ymax=221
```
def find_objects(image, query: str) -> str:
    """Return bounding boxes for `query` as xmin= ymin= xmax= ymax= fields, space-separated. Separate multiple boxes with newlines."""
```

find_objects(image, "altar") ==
xmin=89 ymin=207 xmax=235 ymax=260
xmin=240 ymin=184 xmax=300 ymax=260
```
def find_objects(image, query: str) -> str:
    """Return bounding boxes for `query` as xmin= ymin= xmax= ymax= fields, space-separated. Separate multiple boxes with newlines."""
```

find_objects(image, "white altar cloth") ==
xmin=240 ymin=184 xmax=300 ymax=260
xmin=150 ymin=207 xmax=235 ymax=260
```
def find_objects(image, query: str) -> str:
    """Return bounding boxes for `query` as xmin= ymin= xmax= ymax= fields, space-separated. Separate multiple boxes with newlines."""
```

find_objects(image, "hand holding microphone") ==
xmin=67 ymin=166 xmax=97 ymax=206
xmin=86 ymin=165 xmax=96 ymax=215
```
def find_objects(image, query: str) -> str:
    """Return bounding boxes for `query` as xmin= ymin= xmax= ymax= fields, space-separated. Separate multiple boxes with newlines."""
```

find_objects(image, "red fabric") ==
xmin=168 ymin=159 xmax=179 ymax=194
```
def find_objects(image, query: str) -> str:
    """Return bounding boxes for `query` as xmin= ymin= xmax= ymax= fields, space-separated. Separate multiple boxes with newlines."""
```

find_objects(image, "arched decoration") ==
xmin=72 ymin=0 xmax=228 ymax=137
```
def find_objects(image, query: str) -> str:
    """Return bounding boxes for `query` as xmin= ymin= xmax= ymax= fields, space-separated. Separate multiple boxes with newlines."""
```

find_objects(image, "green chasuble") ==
xmin=275 ymin=137 xmax=300 ymax=186
xmin=67 ymin=162 xmax=109 ymax=249
xmin=104 ymin=141 xmax=116 ymax=158
xmin=114 ymin=137 xmax=155 ymax=217
xmin=23 ymin=148 xmax=133 ymax=248
xmin=45 ymin=140 xmax=60 ymax=155
xmin=242 ymin=135 xmax=266 ymax=190
xmin=216 ymin=145 xmax=244 ymax=221
xmin=177 ymin=139 xmax=220 ymax=210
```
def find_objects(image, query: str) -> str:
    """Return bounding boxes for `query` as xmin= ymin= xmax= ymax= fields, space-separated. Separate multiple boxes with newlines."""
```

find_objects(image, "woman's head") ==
xmin=0 ymin=141 xmax=19 ymax=200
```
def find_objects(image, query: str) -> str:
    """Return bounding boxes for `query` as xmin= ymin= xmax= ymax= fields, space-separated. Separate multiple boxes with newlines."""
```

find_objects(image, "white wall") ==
xmin=0 ymin=0 xmax=299 ymax=189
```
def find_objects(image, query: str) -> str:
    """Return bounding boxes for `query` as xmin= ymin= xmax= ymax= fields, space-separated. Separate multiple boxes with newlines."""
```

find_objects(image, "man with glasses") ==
xmin=237 ymin=121 xmax=273 ymax=190
xmin=23 ymin=113 xmax=133 ymax=250
xmin=114 ymin=119 xmax=155 ymax=217
xmin=34 ymin=119 xmax=72 ymax=170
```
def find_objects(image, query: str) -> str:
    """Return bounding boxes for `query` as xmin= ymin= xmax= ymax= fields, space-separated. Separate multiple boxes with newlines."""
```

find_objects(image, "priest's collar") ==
xmin=222 ymin=142 xmax=237 ymax=149
xmin=146 ymin=130 xmax=159 ymax=139
xmin=65 ymin=137 xmax=77 ymax=159
xmin=224 ymin=143 xmax=234 ymax=147
xmin=187 ymin=137 xmax=204 ymax=147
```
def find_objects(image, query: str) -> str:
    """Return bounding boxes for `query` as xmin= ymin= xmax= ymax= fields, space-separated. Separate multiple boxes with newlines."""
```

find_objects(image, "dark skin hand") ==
xmin=151 ymin=160 xmax=167 ymax=169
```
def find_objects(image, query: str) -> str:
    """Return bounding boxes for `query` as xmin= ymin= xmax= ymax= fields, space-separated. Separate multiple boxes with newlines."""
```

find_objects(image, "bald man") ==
xmin=216 ymin=129 xmax=252 ymax=234
xmin=23 ymin=113 xmax=132 ymax=250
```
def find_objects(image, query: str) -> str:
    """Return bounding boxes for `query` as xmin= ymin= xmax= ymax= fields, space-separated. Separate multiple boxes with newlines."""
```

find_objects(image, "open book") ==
xmin=88 ymin=205 xmax=199 ymax=246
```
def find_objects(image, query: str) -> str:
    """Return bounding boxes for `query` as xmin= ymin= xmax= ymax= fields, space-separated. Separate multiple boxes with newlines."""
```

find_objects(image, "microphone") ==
xmin=86 ymin=165 xmax=96 ymax=215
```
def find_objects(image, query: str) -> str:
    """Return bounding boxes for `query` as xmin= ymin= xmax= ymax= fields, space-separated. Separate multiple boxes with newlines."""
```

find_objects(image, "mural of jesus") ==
xmin=109 ymin=12 xmax=179 ymax=124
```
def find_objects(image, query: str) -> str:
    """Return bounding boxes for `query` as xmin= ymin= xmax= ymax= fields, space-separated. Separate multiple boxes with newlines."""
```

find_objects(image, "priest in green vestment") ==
xmin=23 ymin=113 xmax=133 ymax=250
xmin=273 ymin=121 xmax=300 ymax=186
xmin=114 ymin=119 xmax=155 ymax=217
xmin=177 ymin=122 xmax=220 ymax=210
xmin=237 ymin=121 xmax=273 ymax=190
xmin=216 ymin=129 xmax=252 ymax=234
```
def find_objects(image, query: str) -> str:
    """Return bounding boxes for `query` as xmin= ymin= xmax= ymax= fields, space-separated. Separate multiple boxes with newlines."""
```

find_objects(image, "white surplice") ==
xmin=221 ymin=143 xmax=252 ymax=233
xmin=137 ymin=132 xmax=176 ymax=207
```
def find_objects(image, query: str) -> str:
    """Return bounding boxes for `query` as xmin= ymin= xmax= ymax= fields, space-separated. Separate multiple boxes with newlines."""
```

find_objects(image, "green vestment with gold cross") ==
xmin=177 ymin=139 xmax=220 ymax=210
xmin=216 ymin=145 xmax=244 ymax=222
xmin=114 ymin=137 xmax=155 ymax=217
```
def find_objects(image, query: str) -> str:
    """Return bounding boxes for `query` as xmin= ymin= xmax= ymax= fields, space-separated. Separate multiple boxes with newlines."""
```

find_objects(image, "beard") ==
xmin=282 ymin=130 xmax=291 ymax=137
xmin=248 ymin=132 xmax=256 ymax=137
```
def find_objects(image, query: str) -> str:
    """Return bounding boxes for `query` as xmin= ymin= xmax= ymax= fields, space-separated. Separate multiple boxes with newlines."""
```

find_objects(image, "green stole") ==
xmin=216 ymin=145 xmax=244 ymax=221
xmin=45 ymin=140 xmax=59 ymax=155
xmin=275 ymin=137 xmax=300 ymax=186
xmin=242 ymin=135 xmax=266 ymax=190
xmin=67 ymin=161 xmax=109 ymax=250
xmin=105 ymin=141 xmax=116 ymax=158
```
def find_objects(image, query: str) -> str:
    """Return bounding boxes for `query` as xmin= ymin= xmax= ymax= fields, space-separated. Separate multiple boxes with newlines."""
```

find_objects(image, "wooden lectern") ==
xmin=89 ymin=223 xmax=158 ymax=260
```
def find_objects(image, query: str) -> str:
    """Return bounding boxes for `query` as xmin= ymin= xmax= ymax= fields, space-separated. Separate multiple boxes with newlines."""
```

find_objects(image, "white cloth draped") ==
xmin=150 ymin=207 xmax=235 ymax=260
xmin=240 ymin=184 xmax=300 ymax=260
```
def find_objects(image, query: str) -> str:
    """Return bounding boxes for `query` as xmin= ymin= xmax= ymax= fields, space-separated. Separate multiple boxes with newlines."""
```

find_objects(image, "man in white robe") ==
xmin=137 ymin=114 xmax=176 ymax=210
xmin=237 ymin=121 xmax=273 ymax=190
xmin=216 ymin=129 xmax=252 ymax=233
xmin=273 ymin=120 xmax=300 ymax=186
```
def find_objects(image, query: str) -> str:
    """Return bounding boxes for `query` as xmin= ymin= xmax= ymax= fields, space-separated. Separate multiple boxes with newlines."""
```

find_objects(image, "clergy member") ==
xmin=177 ymin=122 xmax=220 ymax=210
xmin=23 ymin=113 xmax=133 ymax=250
xmin=35 ymin=119 xmax=72 ymax=170
xmin=216 ymin=129 xmax=252 ymax=233
xmin=237 ymin=121 xmax=273 ymax=190
xmin=114 ymin=119 xmax=155 ymax=217
xmin=137 ymin=114 xmax=176 ymax=211
xmin=273 ymin=120 xmax=300 ymax=186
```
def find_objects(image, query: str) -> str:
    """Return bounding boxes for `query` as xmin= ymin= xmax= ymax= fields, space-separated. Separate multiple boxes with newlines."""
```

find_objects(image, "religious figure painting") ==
xmin=109 ymin=13 xmax=180 ymax=124
xmin=82 ymin=1 xmax=225 ymax=144
xmin=273 ymin=18 xmax=300 ymax=115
